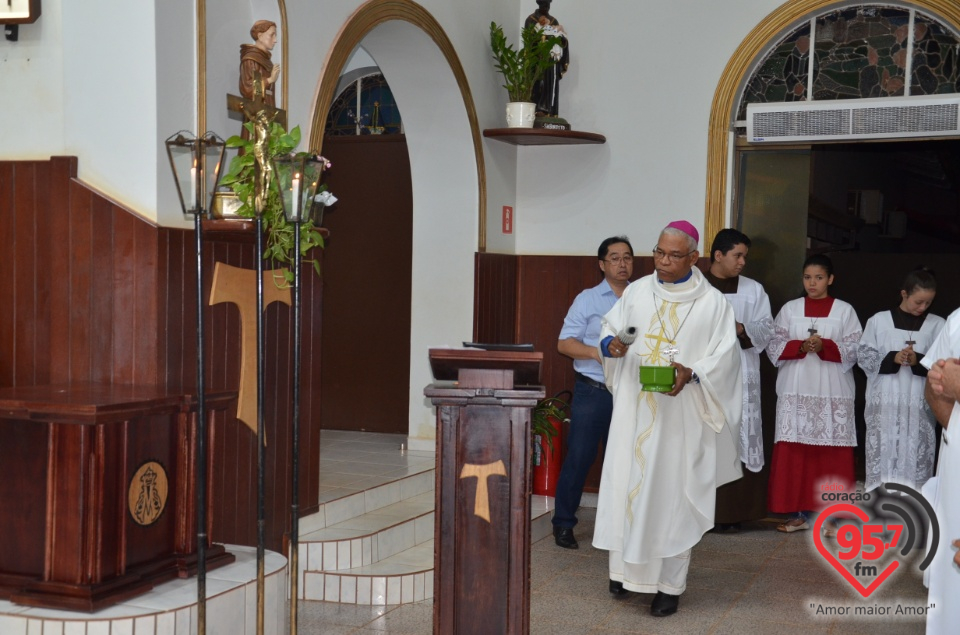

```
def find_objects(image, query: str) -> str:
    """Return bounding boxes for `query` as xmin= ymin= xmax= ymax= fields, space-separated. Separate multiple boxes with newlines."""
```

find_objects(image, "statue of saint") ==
xmin=524 ymin=0 xmax=570 ymax=118
xmin=239 ymin=20 xmax=281 ymax=138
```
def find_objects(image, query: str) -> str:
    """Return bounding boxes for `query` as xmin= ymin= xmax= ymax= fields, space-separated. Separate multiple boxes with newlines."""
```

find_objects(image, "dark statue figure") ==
xmin=524 ymin=0 xmax=570 ymax=118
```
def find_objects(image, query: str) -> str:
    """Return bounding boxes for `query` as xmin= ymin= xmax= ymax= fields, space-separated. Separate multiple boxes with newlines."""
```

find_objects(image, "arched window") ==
xmin=737 ymin=5 xmax=960 ymax=121
xmin=325 ymin=73 xmax=403 ymax=136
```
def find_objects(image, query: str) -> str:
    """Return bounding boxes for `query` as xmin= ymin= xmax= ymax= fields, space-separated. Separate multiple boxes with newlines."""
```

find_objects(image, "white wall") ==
xmin=0 ymin=1 xmax=63 ymax=156
xmin=3 ymin=0 xmax=795 ymax=446
xmin=59 ymin=1 xmax=159 ymax=218
xmin=515 ymin=0 xmax=784 ymax=254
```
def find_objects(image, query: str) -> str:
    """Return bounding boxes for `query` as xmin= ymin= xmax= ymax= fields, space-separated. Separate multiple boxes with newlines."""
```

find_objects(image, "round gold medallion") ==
xmin=128 ymin=461 xmax=169 ymax=526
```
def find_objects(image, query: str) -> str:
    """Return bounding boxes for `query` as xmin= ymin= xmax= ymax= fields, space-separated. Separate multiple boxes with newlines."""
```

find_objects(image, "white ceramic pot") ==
xmin=505 ymin=102 xmax=536 ymax=128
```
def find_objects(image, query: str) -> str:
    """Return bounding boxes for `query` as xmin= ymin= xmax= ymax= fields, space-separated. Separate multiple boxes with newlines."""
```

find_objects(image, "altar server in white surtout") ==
xmin=921 ymin=308 xmax=960 ymax=635
xmin=858 ymin=267 xmax=943 ymax=492
xmin=593 ymin=221 xmax=742 ymax=618
xmin=704 ymin=229 xmax=773 ymax=473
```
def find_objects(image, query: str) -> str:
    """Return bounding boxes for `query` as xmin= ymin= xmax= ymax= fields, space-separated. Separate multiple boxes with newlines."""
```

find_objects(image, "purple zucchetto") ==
xmin=665 ymin=220 xmax=699 ymax=244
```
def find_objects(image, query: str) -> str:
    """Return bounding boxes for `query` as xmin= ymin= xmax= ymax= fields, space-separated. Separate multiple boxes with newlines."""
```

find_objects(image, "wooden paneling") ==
xmin=0 ymin=157 xmax=322 ymax=551
xmin=473 ymin=253 xmax=517 ymax=344
xmin=475 ymin=253 xmax=666 ymax=492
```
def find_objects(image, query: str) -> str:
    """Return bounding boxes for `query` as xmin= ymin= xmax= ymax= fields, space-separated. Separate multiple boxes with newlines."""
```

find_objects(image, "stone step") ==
xmin=298 ymin=468 xmax=434 ymax=535
xmin=300 ymin=492 xmax=434 ymax=571
xmin=296 ymin=490 xmax=555 ymax=606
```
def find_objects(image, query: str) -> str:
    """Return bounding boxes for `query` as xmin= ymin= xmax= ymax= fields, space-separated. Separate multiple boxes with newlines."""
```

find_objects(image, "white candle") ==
xmin=292 ymin=173 xmax=301 ymax=215
xmin=189 ymin=163 xmax=197 ymax=209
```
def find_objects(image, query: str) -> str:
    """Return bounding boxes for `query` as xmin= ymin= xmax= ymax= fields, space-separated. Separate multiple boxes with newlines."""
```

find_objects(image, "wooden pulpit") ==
xmin=0 ymin=383 xmax=236 ymax=611
xmin=425 ymin=349 xmax=545 ymax=635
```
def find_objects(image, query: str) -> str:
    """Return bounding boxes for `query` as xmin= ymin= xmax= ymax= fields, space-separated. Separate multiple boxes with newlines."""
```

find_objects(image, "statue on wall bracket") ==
xmin=237 ymin=20 xmax=283 ymax=139
xmin=524 ymin=0 xmax=571 ymax=130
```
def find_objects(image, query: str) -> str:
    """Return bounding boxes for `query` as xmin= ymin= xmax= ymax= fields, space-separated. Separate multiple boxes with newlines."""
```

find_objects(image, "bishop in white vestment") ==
xmin=592 ymin=222 xmax=742 ymax=616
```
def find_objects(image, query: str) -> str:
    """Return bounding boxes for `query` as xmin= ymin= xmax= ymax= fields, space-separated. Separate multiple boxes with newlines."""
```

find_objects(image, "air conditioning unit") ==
xmin=746 ymin=94 xmax=960 ymax=143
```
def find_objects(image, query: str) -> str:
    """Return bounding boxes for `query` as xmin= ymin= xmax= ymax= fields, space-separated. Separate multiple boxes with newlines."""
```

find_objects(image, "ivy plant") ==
xmin=220 ymin=123 xmax=327 ymax=286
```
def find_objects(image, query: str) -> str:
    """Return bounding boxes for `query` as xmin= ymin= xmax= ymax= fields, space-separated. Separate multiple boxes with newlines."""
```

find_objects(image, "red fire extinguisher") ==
xmin=532 ymin=391 xmax=571 ymax=497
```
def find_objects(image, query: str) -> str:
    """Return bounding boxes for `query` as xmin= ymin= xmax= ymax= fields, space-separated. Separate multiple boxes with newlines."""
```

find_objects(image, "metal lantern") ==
xmin=163 ymin=128 xmax=225 ymax=635
xmin=273 ymin=154 xmax=327 ymax=222
xmin=165 ymin=131 xmax=226 ymax=219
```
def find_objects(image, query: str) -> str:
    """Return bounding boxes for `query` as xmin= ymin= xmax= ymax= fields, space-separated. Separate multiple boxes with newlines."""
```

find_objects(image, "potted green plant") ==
xmin=219 ymin=122 xmax=334 ymax=286
xmin=489 ymin=21 xmax=562 ymax=128
xmin=531 ymin=394 xmax=569 ymax=497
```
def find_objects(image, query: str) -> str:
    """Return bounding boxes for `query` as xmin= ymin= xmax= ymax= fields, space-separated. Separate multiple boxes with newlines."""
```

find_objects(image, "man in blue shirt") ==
xmin=553 ymin=236 xmax=634 ymax=552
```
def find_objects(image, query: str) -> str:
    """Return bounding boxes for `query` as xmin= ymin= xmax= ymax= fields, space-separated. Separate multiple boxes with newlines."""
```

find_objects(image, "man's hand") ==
xmin=925 ymin=359 xmax=957 ymax=429
xmin=664 ymin=362 xmax=693 ymax=397
xmin=953 ymin=539 xmax=960 ymax=568
xmin=269 ymin=63 xmax=281 ymax=84
xmin=930 ymin=358 xmax=960 ymax=400
xmin=607 ymin=337 xmax=629 ymax=358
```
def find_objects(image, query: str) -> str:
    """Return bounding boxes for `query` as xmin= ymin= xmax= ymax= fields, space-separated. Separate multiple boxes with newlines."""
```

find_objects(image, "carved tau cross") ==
xmin=460 ymin=460 xmax=507 ymax=523
xmin=208 ymin=262 xmax=291 ymax=438
xmin=808 ymin=327 xmax=818 ymax=336
xmin=905 ymin=340 xmax=916 ymax=347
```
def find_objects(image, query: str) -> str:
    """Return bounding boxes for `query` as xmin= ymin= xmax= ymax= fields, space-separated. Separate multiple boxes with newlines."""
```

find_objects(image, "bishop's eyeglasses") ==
xmin=652 ymin=246 xmax=696 ymax=262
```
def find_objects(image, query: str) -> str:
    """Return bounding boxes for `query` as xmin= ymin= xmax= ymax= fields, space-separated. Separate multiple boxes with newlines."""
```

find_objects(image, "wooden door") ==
xmin=318 ymin=135 xmax=413 ymax=433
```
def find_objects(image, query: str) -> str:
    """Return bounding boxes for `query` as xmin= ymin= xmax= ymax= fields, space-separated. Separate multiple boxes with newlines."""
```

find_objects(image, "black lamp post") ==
xmin=273 ymin=153 xmax=326 ymax=635
xmin=164 ymin=130 xmax=225 ymax=635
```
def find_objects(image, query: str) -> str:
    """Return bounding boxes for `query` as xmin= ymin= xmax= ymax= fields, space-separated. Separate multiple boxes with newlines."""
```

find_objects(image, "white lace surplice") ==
xmin=858 ymin=310 xmax=945 ymax=491
xmin=766 ymin=298 xmax=861 ymax=447
xmin=724 ymin=276 xmax=773 ymax=472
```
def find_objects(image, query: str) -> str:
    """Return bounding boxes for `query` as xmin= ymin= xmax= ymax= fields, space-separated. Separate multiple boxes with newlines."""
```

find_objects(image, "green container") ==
xmin=639 ymin=365 xmax=676 ymax=392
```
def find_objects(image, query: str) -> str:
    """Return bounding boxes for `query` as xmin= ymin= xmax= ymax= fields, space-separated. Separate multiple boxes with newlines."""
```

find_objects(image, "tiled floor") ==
xmin=315 ymin=430 xmax=437 ymax=504
xmin=298 ymin=508 xmax=930 ymax=633
xmin=299 ymin=431 xmax=931 ymax=634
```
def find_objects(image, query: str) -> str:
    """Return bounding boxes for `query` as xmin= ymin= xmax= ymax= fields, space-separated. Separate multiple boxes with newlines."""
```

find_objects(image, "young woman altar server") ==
xmin=766 ymin=254 xmax=862 ymax=533
xmin=858 ymin=267 xmax=944 ymax=492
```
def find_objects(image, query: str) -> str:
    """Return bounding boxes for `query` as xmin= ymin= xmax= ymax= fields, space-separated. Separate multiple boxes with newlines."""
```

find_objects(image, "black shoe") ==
xmin=553 ymin=526 xmax=579 ymax=549
xmin=609 ymin=580 xmax=627 ymax=596
xmin=650 ymin=591 xmax=679 ymax=617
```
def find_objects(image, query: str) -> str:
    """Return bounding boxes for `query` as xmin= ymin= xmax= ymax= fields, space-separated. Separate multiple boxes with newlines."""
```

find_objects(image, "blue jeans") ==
xmin=552 ymin=377 xmax=614 ymax=528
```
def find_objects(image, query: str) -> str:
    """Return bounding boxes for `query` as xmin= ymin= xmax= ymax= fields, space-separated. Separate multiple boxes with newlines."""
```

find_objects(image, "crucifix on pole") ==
xmin=225 ymin=75 xmax=288 ymax=635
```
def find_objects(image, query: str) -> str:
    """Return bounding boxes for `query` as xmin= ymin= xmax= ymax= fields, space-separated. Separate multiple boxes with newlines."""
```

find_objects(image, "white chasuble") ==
xmin=593 ymin=268 xmax=742 ymax=567
xmin=858 ymin=310 xmax=944 ymax=491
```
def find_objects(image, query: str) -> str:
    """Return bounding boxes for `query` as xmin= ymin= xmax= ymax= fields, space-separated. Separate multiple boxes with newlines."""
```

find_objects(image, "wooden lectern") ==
xmin=425 ymin=349 xmax=545 ymax=635
xmin=0 ymin=383 xmax=236 ymax=611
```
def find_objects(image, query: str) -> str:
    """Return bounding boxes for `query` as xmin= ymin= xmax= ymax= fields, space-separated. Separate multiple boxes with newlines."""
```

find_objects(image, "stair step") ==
xmin=302 ymin=541 xmax=435 ymax=604
xmin=298 ymin=468 xmax=434 ymax=535
xmin=297 ymin=495 xmax=555 ymax=605
xmin=300 ymin=492 xmax=434 ymax=571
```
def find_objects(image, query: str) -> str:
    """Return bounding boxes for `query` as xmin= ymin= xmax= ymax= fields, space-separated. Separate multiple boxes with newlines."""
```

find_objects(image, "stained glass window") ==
xmin=912 ymin=14 xmax=960 ymax=94
xmin=738 ymin=24 xmax=810 ymax=121
xmin=812 ymin=7 xmax=910 ymax=100
xmin=737 ymin=5 xmax=960 ymax=121
xmin=325 ymin=74 xmax=403 ymax=136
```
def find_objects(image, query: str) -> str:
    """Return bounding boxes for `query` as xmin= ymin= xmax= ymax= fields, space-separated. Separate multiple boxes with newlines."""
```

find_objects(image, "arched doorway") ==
xmin=709 ymin=1 xmax=960 ymax=524
xmin=307 ymin=0 xmax=485 ymax=443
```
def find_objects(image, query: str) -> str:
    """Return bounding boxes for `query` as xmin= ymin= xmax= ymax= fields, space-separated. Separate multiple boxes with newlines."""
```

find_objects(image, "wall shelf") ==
xmin=483 ymin=128 xmax=606 ymax=146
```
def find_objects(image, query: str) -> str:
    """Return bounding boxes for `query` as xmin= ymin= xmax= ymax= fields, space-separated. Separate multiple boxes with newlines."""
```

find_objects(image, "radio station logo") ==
xmin=812 ymin=481 xmax=938 ymax=599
